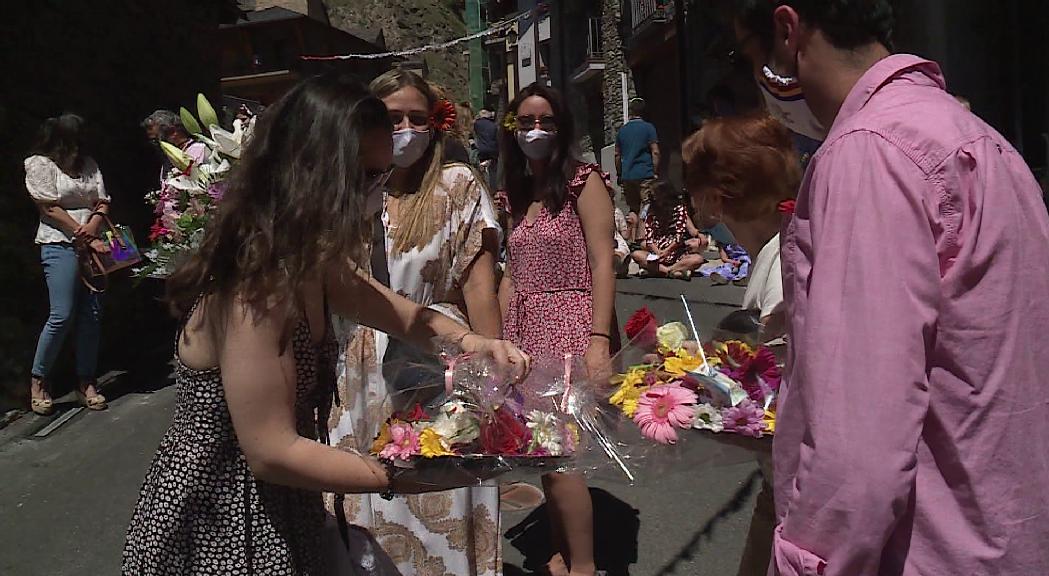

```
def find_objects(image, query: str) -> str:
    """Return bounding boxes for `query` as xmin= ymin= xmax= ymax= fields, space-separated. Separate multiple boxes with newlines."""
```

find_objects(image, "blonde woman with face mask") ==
xmin=326 ymin=69 xmax=505 ymax=576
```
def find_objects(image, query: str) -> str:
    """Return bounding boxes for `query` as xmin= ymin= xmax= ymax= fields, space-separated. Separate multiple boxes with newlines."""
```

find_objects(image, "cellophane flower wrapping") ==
xmin=369 ymin=347 xmax=640 ymax=489
xmin=599 ymin=307 xmax=784 ymax=480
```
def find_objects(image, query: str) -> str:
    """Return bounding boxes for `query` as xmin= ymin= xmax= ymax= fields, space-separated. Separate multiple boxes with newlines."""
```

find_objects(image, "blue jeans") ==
xmin=31 ymin=243 xmax=103 ymax=381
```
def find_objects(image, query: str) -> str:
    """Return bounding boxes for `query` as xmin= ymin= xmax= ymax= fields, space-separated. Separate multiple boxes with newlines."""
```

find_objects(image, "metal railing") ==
xmin=586 ymin=16 xmax=602 ymax=57
xmin=626 ymin=0 xmax=674 ymax=33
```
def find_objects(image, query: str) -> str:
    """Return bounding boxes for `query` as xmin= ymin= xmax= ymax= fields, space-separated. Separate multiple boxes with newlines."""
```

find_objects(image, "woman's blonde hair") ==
xmin=369 ymin=69 xmax=447 ymax=253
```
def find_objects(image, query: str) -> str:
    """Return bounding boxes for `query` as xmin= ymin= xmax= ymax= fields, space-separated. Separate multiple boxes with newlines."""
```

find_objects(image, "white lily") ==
xmin=209 ymin=124 xmax=242 ymax=159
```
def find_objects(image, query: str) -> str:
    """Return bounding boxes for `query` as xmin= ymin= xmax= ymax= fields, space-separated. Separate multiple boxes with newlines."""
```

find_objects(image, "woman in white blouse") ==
xmin=24 ymin=114 xmax=111 ymax=415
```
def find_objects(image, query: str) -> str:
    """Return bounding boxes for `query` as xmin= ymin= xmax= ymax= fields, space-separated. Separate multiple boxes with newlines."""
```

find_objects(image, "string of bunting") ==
xmin=300 ymin=3 xmax=548 ymax=61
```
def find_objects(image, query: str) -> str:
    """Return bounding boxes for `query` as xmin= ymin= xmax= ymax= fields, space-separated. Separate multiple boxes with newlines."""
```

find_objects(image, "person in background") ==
xmin=683 ymin=113 xmax=802 ymax=576
xmin=629 ymin=179 xmax=703 ymax=279
xmin=474 ymin=106 xmax=500 ymax=192
xmin=615 ymin=98 xmax=660 ymax=242
xmin=122 ymin=72 xmax=529 ymax=575
xmin=327 ymin=68 xmax=505 ymax=576
xmin=141 ymin=109 xmax=209 ymax=186
xmin=454 ymin=100 xmax=477 ymax=163
xmin=734 ymin=1 xmax=1049 ymax=574
xmin=25 ymin=114 xmax=111 ymax=415
xmin=613 ymin=206 xmax=631 ymax=277
xmin=499 ymin=83 xmax=616 ymax=576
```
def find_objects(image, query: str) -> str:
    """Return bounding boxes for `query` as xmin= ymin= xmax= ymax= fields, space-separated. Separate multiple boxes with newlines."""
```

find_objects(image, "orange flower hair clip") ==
xmin=430 ymin=99 xmax=457 ymax=132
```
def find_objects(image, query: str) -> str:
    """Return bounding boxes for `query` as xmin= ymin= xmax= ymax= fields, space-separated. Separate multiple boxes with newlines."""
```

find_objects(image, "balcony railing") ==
xmin=626 ymin=0 xmax=674 ymax=34
xmin=586 ymin=16 xmax=602 ymax=58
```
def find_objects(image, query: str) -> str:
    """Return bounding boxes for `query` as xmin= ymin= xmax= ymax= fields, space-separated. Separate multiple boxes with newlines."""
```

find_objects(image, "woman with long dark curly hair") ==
xmin=121 ymin=72 xmax=528 ymax=576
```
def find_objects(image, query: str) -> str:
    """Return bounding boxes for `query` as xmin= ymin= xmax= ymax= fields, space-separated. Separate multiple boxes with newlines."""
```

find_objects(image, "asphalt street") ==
xmin=0 ymin=277 xmax=760 ymax=576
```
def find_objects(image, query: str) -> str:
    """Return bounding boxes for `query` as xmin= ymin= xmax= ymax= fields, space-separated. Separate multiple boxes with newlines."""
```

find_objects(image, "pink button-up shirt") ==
xmin=775 ymin=54 xmax=1049 ymax=576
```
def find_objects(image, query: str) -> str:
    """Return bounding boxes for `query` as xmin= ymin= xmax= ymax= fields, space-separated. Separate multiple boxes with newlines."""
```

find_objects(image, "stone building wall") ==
xmin=601 ymin=0 xmax=629 ymax=145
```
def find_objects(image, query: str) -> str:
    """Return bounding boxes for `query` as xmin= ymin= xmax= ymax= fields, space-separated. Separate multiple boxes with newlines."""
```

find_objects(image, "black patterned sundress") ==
xmin=122 ymin=306 xmax=339 ymax=575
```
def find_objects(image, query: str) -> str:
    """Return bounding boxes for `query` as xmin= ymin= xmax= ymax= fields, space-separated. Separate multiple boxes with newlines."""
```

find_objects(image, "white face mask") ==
xmin=391 ymin=128 xmax=432 ymax=168
xmin=757 ymin=64 xmax=826 ymax=141
xmin=516 ymin=129 xmax=555 ymax=160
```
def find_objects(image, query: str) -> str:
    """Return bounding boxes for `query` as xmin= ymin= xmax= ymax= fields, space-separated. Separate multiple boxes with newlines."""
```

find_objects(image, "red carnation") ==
xmin=430 ymin=99 xmax=457 ymax=132
xmin=624 ymin=307 xmax=659 ymax=348
xmin=396 ymin=403 xmax=428 ymax=423
xmin=480 ymin=407 xmax=531 ymax=455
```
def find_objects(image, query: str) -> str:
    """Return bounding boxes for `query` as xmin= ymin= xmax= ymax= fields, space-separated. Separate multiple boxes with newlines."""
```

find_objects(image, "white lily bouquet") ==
xmin=139 ymin=94 xmax=255 ymax=278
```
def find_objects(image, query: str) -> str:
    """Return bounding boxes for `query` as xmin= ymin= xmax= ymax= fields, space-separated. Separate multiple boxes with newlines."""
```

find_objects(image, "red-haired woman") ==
xmin=683 ymin=114 xmax=801 ymax=340
xmin=682 ymin=114 xmax=802 ymax=576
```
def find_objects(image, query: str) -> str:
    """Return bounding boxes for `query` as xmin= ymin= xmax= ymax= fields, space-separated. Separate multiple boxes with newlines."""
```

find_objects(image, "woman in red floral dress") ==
xmin=497 ymin=83 xmax=616 ymax=576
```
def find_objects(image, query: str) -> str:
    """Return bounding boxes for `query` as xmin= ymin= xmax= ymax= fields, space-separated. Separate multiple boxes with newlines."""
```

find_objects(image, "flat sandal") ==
xmin=31 ymin=397 xmax=55 ymax=416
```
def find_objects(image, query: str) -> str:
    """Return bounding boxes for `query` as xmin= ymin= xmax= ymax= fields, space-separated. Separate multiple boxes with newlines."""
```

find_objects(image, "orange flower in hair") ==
xmin=430 ymin=99 xmax=457 ymax=132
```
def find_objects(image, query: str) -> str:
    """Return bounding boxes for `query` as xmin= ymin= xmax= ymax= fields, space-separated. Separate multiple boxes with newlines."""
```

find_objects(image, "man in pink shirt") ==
xmin=733 ymin=1 xmax=1049 ymax=574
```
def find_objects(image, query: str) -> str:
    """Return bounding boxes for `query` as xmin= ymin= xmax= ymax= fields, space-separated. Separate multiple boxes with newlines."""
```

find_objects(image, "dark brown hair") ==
xmin=683 ymin=114 xmax=800 ymax=221
xmin=30 ymin=114 xmax=86 ymax=175
xmin=498 ymin=83 xmax=577 ymax=217
xmin=166 ymin=73 xmax=390 ymax=342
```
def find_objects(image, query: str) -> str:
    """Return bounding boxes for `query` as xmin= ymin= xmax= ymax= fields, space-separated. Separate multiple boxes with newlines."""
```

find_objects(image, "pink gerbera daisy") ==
xmin=721 ymin=400 xmax=767 ymax=438
xmin=633 ymin=384 xmax=698 ymax=445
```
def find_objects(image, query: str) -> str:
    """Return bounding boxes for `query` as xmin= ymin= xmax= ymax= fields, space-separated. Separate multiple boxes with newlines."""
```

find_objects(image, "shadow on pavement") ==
xmin=652 ymin=469 xmax=761 ymax=576
xmin=504 ymin=487 xmax=640 ymax=576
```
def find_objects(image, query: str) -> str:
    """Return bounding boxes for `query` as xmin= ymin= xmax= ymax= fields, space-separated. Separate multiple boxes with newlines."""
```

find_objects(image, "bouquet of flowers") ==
xmin=139 ymin=94 xmax=255 ymax=277
xmin=609 ymin=305 xmax=779 ymax=446
xmin=371 ymin=350 xmax=637 ymax=487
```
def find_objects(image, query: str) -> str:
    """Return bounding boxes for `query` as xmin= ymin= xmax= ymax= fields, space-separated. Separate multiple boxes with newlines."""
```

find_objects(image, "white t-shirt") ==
xmin=741 ymin=233 xmax=783 ymax=319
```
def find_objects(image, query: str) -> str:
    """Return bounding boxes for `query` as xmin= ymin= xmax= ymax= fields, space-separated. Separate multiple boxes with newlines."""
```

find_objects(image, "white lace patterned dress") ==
xmin=328 ymin=163 xmax=503 ymax=576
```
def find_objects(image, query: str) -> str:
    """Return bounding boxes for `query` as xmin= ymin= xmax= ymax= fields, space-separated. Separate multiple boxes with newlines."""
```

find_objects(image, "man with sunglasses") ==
xmin=731 ymin=1 xmax=1049 ymax=575
xmin=615 ymin=98 xmax=660 ymax=243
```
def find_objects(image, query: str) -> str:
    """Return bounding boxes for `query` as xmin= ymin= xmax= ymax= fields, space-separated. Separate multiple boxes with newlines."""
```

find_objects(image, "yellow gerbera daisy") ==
xmin=419 ymin=427 xmax=455 ymax=458
xmin=610 ymin=380 xmax=648 ymax=417
xmin=663 ymin=349 xmax=704 ymax=376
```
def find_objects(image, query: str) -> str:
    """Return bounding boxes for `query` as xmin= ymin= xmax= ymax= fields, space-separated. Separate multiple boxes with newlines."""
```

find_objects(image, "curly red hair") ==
xmin=682 ymin=114 xmax=801 ymax=222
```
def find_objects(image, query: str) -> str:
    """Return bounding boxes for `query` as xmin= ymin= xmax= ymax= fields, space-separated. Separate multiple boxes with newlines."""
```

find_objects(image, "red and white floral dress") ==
xmin=503 ymin=163 xmax=611 ymax=362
